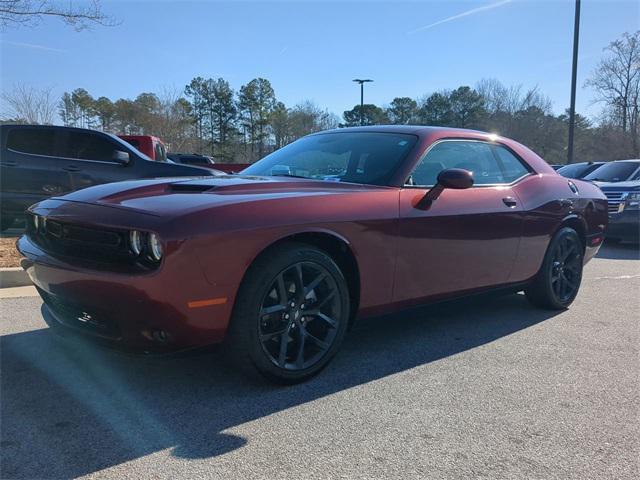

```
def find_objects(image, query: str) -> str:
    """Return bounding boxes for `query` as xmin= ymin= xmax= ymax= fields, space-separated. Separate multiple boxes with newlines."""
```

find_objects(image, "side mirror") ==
xmin=417 ymin=168 xmax=474 ymax=209
xmin=113 ymin=150 xmax=130 ymax=165
xmin=437 ymin=168 xmax=474 ymax=190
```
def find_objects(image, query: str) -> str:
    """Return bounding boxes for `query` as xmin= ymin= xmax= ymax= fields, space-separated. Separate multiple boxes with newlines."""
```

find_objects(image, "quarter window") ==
xmin=408 ymin=140 xmax=529 ymax=186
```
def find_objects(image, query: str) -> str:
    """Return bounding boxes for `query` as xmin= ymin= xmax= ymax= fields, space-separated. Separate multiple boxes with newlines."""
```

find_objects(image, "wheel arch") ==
xmin=240 ymin=229 xmax=361 ymax=323
xmin=558 ymin=214 xmax=587 ymax=252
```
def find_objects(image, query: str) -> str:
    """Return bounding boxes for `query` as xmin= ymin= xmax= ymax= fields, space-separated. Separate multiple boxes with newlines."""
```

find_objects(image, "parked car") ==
xmin=167 ymin=153 xmax=216 ymax=167
xmin=0 ymin=125 xmax=214 ymax=231
xmin=549 ymin=164 xmax=563 ymax=171
xmin=18 ymin=126 xmax=607 ymax=383
xmin=582 ymin=159 xmax=640 ymax=183
xmin=557 ymin=161 xmax=605 ymax=179
xmin=585 ymin=160 xmax=640 ymax=243
xmin=118 ymin=135 xmax=168 ymax=162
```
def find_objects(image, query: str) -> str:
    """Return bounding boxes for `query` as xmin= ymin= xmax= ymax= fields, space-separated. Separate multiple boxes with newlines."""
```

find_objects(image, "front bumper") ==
xmin=18 ymin=235 xmax=233 ymax=353
xmin=606 ymin=209 xmax=640 ymax=242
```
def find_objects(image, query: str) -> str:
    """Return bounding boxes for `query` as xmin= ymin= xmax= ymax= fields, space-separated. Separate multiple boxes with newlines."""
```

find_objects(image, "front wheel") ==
xmin=227 ymin=243 xmax=350 ymax=383
xmin=525 ymin=227 xmax=584 ymax=309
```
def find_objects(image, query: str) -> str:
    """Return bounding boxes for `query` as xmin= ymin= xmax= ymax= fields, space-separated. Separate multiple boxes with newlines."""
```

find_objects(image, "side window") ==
xmin=154 ymin=142 xmax=167 ymax=162
xmin=6 ymin=128 xmax=60 ymax=157
xmin=492 ymin=145 xmax=530 ymax=183
xmin=409 ymin=140 xmax=529 ymax=186
xmin=61 ymin=132 xmax=119 ymax=162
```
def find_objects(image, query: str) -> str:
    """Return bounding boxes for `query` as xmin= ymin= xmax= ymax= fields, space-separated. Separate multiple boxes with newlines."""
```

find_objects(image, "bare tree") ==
xmin=1 ymin=84 xmax=56 ymax=123
xmin=586 ymin=31 xmax=640 ymax=155
xmin=0 ymin=0 xmax=115 ymax=30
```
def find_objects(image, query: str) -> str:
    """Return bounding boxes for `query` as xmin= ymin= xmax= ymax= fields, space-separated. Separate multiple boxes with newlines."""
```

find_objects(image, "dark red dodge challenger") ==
xmin=18 ymin=126 xmax=608 ymax=382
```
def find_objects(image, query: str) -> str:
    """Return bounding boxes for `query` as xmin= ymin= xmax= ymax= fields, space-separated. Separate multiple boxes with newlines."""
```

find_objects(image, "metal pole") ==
xmin=360 ymin=83 xmax=364 ymax=126
xmin=353 ymin=79 xmax=373 ymax=126
xmin=567 ymin=0 xmax=581 ymax=164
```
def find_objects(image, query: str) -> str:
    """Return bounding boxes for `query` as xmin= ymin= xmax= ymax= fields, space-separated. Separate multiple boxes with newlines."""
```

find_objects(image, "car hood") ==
xmin=52 ymin=175 xmax=388 ymax=217
xmin=595 ymin=180 xmax=640 ymax=191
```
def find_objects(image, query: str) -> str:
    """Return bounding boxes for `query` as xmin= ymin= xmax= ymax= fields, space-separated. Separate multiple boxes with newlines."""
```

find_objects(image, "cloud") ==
xmin=408 ymin=0 xmax=513 ymax=35
xmin=2 ymin=41 xmax=66 ymax=53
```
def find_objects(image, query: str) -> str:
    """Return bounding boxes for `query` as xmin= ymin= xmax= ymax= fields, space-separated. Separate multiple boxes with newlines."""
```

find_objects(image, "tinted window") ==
xmin=61 ymin=132 xmax=119 ymax=162
xmin=6 ymin=128 xmax=60 ymax=157
xmin=557 ymin=163 xmax=591 ymax=178
xmin=243 ymin=132 xmax=418 ymax=186
xmin=410 ymin=141 xmax=529 ymax=186
xmin=583 ymin=161 xmax=640 ymax=182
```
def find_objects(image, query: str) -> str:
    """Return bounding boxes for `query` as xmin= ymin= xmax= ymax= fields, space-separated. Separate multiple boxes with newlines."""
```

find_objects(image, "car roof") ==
xmin=311 ymin=125 xmax=488 ymax=137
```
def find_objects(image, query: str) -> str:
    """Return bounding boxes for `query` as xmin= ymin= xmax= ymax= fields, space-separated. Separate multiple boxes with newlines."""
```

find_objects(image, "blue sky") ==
xmin=1 ymin=0 xmax=638 ymax=120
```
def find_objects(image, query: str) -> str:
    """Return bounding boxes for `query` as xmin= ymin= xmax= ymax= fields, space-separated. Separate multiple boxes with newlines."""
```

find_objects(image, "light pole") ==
xmin=567 ymin=0 xmax=581 ymax=164
xmin=353 ymin=79 xmax=373 ymax=126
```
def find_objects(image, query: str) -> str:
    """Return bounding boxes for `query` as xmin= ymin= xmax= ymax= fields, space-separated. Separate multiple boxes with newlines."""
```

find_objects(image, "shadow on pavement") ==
xmin=1 ymin=293 xmax=560 ymax=479
xmin=596 ymin=241 xmax=640 ymax=260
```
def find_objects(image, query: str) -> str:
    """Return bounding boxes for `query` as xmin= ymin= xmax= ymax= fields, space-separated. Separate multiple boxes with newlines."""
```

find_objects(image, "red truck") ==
xmin=118 ymin=135 xmax=168 ymax=162
xmin=119 ymin=136 xmax=251 ymax=173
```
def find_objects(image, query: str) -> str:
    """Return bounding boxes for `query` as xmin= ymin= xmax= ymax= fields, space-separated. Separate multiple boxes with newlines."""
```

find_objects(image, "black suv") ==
xmin=0 ymin=125 xmax=214 ymax=231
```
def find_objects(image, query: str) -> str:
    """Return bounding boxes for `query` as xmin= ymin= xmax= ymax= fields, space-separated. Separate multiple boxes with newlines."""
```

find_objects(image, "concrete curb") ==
xmin=0 ymin=267 xmax=31 ymax=288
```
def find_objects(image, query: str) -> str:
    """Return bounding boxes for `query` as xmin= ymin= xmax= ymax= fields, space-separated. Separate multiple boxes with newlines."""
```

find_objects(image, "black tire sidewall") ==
xmin=229 ymin=243 xmax=350 ymax=383
xmin=537 ymin=227 xmax=584 ymax=309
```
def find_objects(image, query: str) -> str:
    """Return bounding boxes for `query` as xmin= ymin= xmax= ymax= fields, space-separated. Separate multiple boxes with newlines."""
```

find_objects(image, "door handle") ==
xmin=63 ymin=165 xmax=81 ymax=172
xmin=502 ymin=197 xmax=517 ymax=208
xmin=0 ymin=161 xmax=17 ymax=167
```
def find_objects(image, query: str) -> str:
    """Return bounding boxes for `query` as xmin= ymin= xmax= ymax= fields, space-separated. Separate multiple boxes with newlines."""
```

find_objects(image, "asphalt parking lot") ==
xmin=1 ymin=243 xmax=638 ymax=479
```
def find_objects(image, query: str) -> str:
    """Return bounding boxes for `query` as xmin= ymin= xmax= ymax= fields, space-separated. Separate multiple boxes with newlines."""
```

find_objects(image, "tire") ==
xmin=226 ymin=242 xmax=350 ymax=384
xmin=0 ymin=215 xmax=15 ymax=232
xmin=525 ymin=227 xmax=584 ymax=310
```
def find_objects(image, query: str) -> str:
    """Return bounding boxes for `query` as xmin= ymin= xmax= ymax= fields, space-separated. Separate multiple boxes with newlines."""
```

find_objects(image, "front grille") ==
xmin=603 ymin=191 xmax=627 ymax=214
xmin=26 ymin=214 xmax=152 ymax=272
xmin=38 ymin=287 xmax=121 ymax=339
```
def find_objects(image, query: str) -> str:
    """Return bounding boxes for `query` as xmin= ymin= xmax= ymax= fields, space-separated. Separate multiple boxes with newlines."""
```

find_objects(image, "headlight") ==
xmin=129 ymin=230 xmax=143 ymax=255
xmin=147 ymin=233 xmax=163 ymax=261
xmin=625 ymin=192 xmax=640 ymax=209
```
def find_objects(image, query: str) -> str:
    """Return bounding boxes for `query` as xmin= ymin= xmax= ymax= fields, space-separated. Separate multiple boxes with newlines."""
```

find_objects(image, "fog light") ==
xmin=148 ymin=233 xmax=163 ymax=261
xmin=129 ymin=230 xmax=143 ymax=255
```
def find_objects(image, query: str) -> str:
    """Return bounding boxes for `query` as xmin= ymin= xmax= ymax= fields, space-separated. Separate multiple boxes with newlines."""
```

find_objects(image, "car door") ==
xmin=393 ymin=139 xmax=530 ymax=304
xmin=1 ymin=126 xmax=74 ymax=208
xmin=59 ymin=129 xmax=138 ymax=190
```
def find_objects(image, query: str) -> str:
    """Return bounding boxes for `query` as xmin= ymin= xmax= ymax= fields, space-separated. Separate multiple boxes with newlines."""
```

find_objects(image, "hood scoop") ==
xmin=168 ymin=182 xmax=215 ymax=193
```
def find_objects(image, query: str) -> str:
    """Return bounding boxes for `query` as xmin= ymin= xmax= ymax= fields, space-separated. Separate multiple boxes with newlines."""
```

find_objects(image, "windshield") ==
xmin=584 ymin=161 xmax=640 ymax=182
xmin=242 ymin=132 xmax=418 ymax=186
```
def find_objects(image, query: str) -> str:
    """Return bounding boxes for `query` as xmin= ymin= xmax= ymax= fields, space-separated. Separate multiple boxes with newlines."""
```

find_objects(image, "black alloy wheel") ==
xmin=525 ymin=227 xmax=584 ymax=309
xmin=258 ymin=261 xmax=341 ymax=371
xmin=227 ymin=242 xmax=350 ymax=383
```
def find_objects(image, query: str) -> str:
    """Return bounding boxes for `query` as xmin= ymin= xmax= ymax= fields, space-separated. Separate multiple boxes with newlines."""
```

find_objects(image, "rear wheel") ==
xmin=227 ymin=243 xmax=350 ymax=383
xmin=525 ymin=227 xmax=584 ymax=309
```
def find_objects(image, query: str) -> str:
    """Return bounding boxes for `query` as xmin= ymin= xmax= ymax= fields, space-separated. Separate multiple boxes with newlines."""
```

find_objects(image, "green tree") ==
xmin=386 ymin=97 xmax=417 ymax=124
xmin=448 ymin=86 xmax=485 ymax=128
xmin=238 ymin=78 xmax=277 ymax=159
xmin=342 ymin=104 xmax=387 ymax=126
xmin=417 ymin=92 xmax=452 ymax=125
xmin=91 ymin=96 xmax=115 ymax=131
xmin=185 ymin=77 xmax=209 ymax=152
